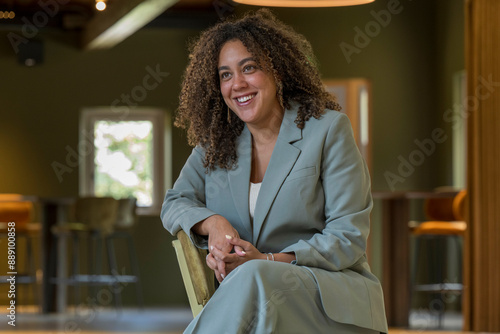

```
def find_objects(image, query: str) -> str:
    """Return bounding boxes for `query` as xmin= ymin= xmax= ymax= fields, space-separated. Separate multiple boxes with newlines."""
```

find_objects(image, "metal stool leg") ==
xmin=435 ymin=236 xmax=445 ymax=329
xmin=71 ymin=233 xmax=81 ymax=307
xmin=125 ymin=233 xmax=144 ymax=308
xmin=88 ymin=231 xmax=102 ymax=300
xmin=410 ymin=234 xmax=422 ymax=313
xmin=106 ymin=235 xmax=122 ymax=310
xmin=25 ymin=235 xmax=39 ymax=308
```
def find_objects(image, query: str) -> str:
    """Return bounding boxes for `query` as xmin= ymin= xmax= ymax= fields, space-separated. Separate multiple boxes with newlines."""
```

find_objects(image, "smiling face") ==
xmin=218 ymin=39 xmax=283 ymax=129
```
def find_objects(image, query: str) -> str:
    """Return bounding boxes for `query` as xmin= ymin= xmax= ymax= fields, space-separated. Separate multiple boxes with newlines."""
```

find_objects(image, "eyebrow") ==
xmin=218 ymin=57 xmax=255 ymax=72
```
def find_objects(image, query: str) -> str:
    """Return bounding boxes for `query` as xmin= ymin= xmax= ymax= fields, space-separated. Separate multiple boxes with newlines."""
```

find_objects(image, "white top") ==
xmin=249 ymin=182 xmax=262 ymax=219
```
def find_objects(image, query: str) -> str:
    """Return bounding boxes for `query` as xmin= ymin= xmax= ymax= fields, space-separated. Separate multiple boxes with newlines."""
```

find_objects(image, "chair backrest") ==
xmin=424 ymin=190 xmax=467 ymax=222
xmin=114 ymin=197 xmax=137 ymax=229
xmin=0 ymin=194 xmax=24 ymax=202
xmin=172 ymin=230 xmax=215 ymax=318
xmin=0 ymin=194 xmax=34 ymax=228
xmin=452 ymin=190 xmax=467 ymax=221
xmin=74 ymin=197 xmax=119 ymax=234
xmin=424 ymin=197 xmax=455 ymax=221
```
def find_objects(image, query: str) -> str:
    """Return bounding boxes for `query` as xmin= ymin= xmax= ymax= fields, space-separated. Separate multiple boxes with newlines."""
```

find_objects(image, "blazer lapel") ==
xmin=228 ymin=126 xmax=253 ymax=236
xmin=253 ymin=106 xmax=303 ymax=244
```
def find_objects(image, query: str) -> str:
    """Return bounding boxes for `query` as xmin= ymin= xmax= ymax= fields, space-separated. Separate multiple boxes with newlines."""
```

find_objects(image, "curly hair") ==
xmin=175 ymin=8 xmax=341 ymax=170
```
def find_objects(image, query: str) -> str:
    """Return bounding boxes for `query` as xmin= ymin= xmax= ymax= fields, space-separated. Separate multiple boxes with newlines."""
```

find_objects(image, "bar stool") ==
xmin=409 ymin=190 xmax=467 ymax=328
xmin=0 ymin=194 xmax=41 ymax=309
xmin=105 ymin=197 xmax=144 ymax=308
xmin=51 ymin=197 xmax=119 ymax=307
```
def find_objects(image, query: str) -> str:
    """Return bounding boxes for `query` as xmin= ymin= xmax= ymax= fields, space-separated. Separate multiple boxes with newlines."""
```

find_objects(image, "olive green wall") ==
xmin=434 ymin=0 xmax=465 ymax=186
xmin=0 ymin=28 xmax=199 ymax=306
xmin=265 ymin=0 xmax=463 ymax=192
xmin=270 ymin=2 xmax=439 ymax=192
xmin=0 ymin=0 xmax=463 ymax=307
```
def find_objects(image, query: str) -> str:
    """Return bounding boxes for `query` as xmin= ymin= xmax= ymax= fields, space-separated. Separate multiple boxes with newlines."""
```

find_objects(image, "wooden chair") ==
xmin=409 ymin=190 xmax=467 ymax=328
xmin=171 ymin=230 xmax=215 ymax=318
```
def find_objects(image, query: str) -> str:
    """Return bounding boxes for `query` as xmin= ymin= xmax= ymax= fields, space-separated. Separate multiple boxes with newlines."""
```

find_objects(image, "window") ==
xmin=80 ymin=107 xmax=171 ymax=215
xmin=452 ymin=70 xmax=467 ymax=189
xmin=323 ymin=78 xmax=372 ymax=171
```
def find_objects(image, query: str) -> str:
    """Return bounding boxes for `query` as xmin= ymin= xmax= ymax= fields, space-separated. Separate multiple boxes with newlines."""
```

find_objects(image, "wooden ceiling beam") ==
xmin=82 ymin=0 xmax=180 ymax=50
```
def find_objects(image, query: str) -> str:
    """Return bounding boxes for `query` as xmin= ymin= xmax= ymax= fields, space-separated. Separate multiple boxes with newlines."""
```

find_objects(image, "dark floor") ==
xmin=0 ymin=307 xmax=192 ymax=333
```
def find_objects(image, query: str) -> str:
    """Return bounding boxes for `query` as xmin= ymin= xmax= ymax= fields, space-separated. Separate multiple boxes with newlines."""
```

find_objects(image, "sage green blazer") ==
xmin=162 ymin=104 xmax=388 ymax=333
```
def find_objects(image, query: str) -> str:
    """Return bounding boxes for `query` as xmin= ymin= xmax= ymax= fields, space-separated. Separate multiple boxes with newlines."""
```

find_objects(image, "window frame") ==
xmin=79 ymin=107 xmax=171 ymax=216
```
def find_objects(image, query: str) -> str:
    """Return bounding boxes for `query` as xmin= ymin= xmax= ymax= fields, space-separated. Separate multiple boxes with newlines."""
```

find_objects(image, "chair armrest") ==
xmin=172 ymin=230 xmax=215 ymax=317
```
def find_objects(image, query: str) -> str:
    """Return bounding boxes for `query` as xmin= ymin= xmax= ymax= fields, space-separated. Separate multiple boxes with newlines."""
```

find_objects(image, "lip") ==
xmin=233 ymin=93 xmax=257 ymax=106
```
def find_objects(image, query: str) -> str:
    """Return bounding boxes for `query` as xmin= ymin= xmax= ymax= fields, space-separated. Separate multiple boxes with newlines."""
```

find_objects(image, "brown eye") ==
xmin=220 ymin=72 xmax=231 ymax=80
xmin=243 ymin=64 xmax=257 ymax=73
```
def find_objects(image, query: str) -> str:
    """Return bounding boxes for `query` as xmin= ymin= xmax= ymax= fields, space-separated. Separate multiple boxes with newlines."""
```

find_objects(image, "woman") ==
xmin=161 ymin=9 xmax=388 ymax=334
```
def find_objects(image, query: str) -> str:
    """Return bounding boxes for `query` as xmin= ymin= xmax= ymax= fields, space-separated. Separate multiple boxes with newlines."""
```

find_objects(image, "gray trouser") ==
xmin=184 ymin=260 xmax=379 ymax=334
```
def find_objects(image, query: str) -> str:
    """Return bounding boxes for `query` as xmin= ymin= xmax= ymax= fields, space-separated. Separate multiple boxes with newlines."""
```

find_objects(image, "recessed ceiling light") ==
xmin=96 ymin=1 xmax=107 ymax=11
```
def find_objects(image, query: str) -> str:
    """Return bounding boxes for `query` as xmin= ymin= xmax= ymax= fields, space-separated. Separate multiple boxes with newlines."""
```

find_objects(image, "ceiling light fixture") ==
xmin=0 ymin=11 xmax=15 ymax=19
xmin=96 ymin=0 xmax=107 ymax=11
xmin=232 ymin=0 xmax=374 ymax=7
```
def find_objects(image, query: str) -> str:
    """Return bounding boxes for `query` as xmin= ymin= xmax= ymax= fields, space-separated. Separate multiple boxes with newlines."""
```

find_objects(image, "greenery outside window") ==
xmin=80 ymin=107 xmax=170 ymax=215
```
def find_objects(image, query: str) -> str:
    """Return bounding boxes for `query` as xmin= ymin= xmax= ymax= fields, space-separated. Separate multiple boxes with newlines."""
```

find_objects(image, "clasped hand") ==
xmin=202 ymin=215 xmax=264 ymax=282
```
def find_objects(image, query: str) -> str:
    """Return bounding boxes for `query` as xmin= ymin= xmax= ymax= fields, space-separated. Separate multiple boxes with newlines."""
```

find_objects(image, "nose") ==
xmin=232 ymin=72 xmax=248 ymax=90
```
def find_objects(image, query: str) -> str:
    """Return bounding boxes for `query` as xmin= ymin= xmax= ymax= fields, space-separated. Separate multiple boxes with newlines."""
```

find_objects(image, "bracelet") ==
xmin=266 ymin=253 xmax=275 ymax=261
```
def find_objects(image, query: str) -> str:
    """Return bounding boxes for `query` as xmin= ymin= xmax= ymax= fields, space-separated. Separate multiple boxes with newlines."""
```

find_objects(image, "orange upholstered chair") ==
xmin=409 ymin=190 xmax=467 ymax=328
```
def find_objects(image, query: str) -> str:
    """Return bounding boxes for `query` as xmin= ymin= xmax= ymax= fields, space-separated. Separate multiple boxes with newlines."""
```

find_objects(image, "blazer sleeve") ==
xmin=160 ymin=146 xmax=216 ymax=248
xmin=281 ymin=113 xmax=372 ymax=271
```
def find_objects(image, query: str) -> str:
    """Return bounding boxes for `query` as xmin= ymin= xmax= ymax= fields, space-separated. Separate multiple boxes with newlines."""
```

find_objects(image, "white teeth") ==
xmin=237 ymin=94 xmax=255 ymax=103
